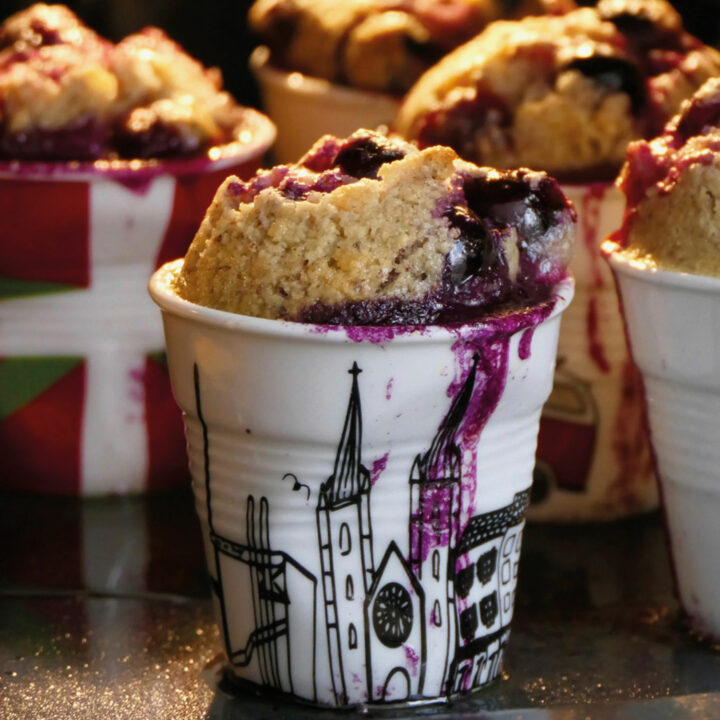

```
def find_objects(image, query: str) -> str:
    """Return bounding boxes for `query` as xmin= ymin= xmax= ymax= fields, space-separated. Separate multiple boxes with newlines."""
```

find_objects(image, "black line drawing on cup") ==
xmin=194 ymin=364 xmax=318 ymax=702
xmin=193 ymin=355 xmax=529 ymax=706
xmin=283 ymin=472 xmax=311 ymax=502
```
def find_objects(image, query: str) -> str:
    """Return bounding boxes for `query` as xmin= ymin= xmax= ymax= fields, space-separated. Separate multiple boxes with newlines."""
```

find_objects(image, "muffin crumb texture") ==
xmin=0 ymin=3 xmax=253 ymax=160
xmin=177 ymin=130 xmax=576 ymax=325
xmin=612 ymin=78 xmax=720 ymax=277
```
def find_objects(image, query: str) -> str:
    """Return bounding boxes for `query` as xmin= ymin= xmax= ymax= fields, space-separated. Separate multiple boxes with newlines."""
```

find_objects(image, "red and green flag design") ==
xmin=145 ymin=352 xmax=189 ymax=491
xmin=0 ymin=355 xmax=86 ymax=494
xmin=0 ymin=179 xmax=90 ymax=300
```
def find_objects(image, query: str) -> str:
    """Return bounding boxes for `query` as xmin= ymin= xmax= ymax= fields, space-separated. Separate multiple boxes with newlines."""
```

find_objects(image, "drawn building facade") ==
xmin=194 ymin=366 xmax=318 ymax=702
xmin=365 ymin=542 xmax=425 ymax=702
xmin=195 ymin=354 xmax=531 ymax=706
xmin=448 ymin=490 xmax=529 ymax=694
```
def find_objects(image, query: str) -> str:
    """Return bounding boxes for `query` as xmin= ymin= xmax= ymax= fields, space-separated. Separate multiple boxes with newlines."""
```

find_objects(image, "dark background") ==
xmin=3 ymin=0 xmax=719 ymax=109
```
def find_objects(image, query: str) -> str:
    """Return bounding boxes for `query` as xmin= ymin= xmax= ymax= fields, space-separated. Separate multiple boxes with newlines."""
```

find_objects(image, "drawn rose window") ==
xmin=373 ymin=582 xmax=414 ymax=648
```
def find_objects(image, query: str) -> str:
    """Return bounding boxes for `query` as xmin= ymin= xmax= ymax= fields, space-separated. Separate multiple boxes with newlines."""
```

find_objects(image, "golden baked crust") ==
xmin=176 ymin=130 xmax=576 ymax=324
xmin=178 ymin=141 xmax=460 ymax=318
xmin=613 ymin=78 xmax=720 ymax=276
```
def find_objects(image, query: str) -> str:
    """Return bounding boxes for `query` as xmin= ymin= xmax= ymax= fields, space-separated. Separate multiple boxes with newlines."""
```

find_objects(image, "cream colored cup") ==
xmin=607 ymin=250 xmax=720 ymax=639
xmin=150 ymin=261 xmax=573 ymax=707
xmin=250 ymin=46 xmax=401 ymax=163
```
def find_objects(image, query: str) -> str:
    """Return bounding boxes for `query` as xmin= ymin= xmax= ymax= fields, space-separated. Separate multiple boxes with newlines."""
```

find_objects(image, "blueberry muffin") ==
xmin=395 ymin=0 xmax=720 ymax=181
xmin=175 ymin=129 xmax=575 ymax=324
xmin=249 ymin=0 xmax=575 ymax=95
xmin=608 ymin=77 xmax=720 ymax=276
xmin=0 ymin=3 xmax=262 ymax=160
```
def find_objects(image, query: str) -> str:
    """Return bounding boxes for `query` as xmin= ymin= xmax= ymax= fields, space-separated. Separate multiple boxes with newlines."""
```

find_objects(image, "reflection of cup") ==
xmin=250 ymin=46 xmax=401 ymax=163
xmin=607 ymin=251 xmax=720 ymax=640
xmin=0 ymin=112 xmax=275 ymax=496
xmin=530 ymin=183 xmax=657 ymax=520
xmin=150 ymin=260 xmax=572 ymax=708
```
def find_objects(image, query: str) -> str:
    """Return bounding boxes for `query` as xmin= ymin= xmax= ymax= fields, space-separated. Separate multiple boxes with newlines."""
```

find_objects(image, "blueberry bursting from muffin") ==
xmin=176 ymin=130 xmax=575 ymax=325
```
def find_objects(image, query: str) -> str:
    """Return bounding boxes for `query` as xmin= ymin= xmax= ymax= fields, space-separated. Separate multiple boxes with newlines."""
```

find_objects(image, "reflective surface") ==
xmin=2 ymin=489 xmax=720 ymax=719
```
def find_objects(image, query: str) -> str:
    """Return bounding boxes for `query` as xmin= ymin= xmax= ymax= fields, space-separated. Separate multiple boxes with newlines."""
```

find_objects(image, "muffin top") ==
xmin=394 ymin=0 xmax=720 ymax=182
xmin=608 ymin=77 xmax=720 ymax=277
xmin=0 ymin=3 xmax=256 ymax=160
xmin=175 ymin=129 xmax=576 ymax=325
xmin=249 ymin=0 xmax=575 ymax=95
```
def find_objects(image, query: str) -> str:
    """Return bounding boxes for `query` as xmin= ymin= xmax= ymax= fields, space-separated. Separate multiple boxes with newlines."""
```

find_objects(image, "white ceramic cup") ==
xmin=150 ymin=260 xmax=573 ymax=707
xmin=0 ymin=112 xmax=275 ymax=495
xmin=250 ymin=46 xmax=401 ymax=164
xmin=530 ymin=183 xmax=657 ymax=521
xmin=607 ymin=250 xmax=720 ymax=639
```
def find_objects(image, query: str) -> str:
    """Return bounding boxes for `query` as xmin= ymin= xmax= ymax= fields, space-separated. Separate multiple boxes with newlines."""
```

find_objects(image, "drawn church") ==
xmin=194 ymin=357 xmax=529 ymax=706
xmin=315 ymin=360 xmax=529 ymax=704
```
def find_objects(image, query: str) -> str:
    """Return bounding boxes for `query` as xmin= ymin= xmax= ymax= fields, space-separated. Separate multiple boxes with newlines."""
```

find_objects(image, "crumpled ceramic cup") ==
xmin=150 ymin=260 xmax=573 ymax=707
xmin=606 ymin=248 xmax=720 ymax=640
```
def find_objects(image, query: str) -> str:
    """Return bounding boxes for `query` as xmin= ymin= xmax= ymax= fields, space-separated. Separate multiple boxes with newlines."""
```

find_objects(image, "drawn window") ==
xmin=339 ymin=522 xmax=352 ymax=555
xmin=480 ymin=592 xmax=498 ymax=628
xmin=477 ymin=547 xmax=497 ymax=585
xmin=459 ymin=604 xmax=478 ymax=643
xmin=473 ymin=656 xmax=488 ymax=688
xmin=348 ymin=623 xmax=357 ymax=649
xmin=455 ymin=564 xmax=474 ymax=599
xmin=432 ymin=599 xmax=442 ymax=627
xmin=432 ymin=549 xmax=441 ymax=580
xmin=345 ymin=574 xmax=354 ymax=601
xmin=373 ymin=582 xmax=413 ymax=648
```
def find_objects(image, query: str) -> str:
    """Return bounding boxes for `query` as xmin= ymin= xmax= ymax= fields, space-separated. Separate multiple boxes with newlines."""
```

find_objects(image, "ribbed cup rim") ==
xmin=149 ymin=259 xmax=575 ymax=343
xmin=606 ymin=243 xmax=720 ymax=294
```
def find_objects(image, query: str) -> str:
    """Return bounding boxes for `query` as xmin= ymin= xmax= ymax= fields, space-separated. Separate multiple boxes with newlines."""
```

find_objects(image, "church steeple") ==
xmin=417 ymin=354 xmax=479 ymax=483
xmin=316 ymin=362 xmax=375 ymax=705
xmin=320 ymin=362 xmax=371 ymax=506
xmin=407 ymin=354 xmax=478 ymax=698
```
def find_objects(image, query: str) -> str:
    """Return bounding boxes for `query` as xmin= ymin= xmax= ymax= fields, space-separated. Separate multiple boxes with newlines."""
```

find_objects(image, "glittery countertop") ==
xmin=2 ymin=488 xmax=720 ymax=719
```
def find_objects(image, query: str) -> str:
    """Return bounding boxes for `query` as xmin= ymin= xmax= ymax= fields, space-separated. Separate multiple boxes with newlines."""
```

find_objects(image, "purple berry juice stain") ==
xmin=370 ymin=453 xmax=389 ymax=486
xmin=518 ymin=327 xmax=535 ymax=360
xmin=447 ymin=300 xmax=556 ymax=523
xmin=403 ymin=645 xmax=420 ymax=676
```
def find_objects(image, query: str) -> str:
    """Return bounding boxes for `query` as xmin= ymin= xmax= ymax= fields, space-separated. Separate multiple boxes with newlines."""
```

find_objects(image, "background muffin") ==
xmin=395 ymin=0 xmax=720 ymax=181
xmin=248 ymin=0 xmax=575 ymax=95
xmin=0 ymin=3 xmax=260 ymax=160
xmin=610 ymin=76 xmax=720 ymax=275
